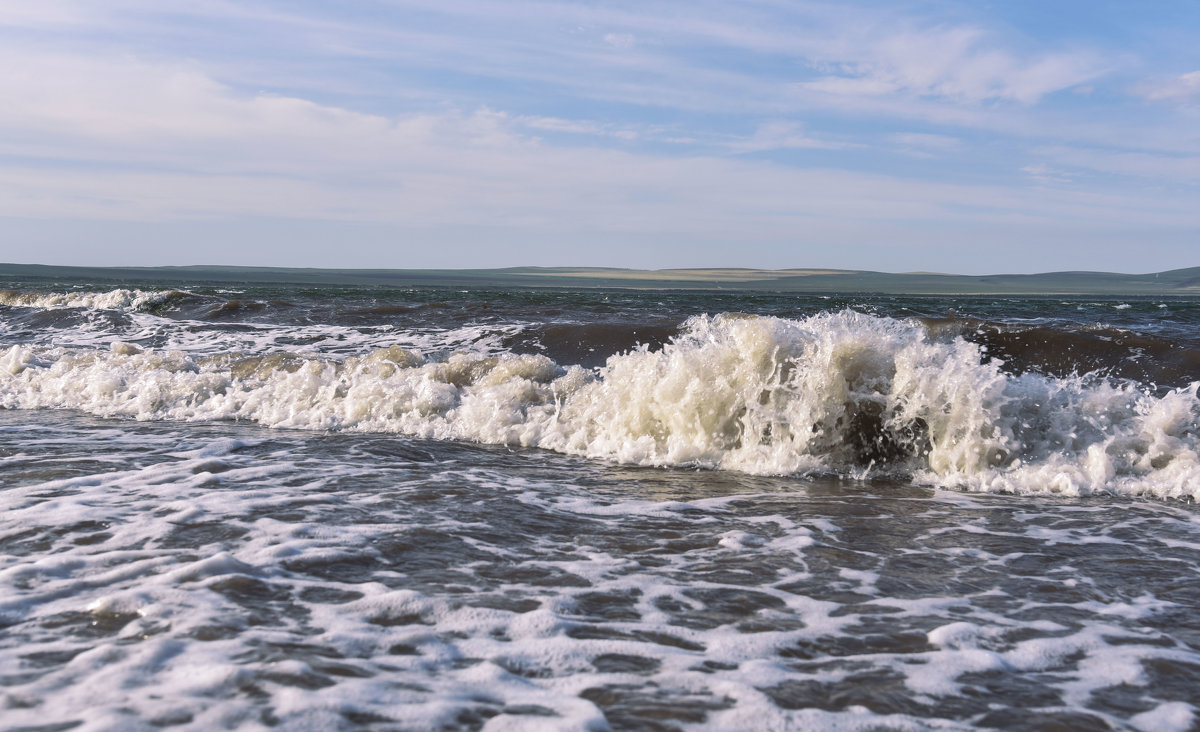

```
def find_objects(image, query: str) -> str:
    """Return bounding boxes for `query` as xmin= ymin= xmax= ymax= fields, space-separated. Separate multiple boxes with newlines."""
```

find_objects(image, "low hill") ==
xmin=2 ymin=263 xmax=1199 ymax=296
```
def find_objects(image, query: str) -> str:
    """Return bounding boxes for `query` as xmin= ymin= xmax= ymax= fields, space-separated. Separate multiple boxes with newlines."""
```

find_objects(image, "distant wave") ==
xmin=0 ymin=288 xmax=185 ymax=312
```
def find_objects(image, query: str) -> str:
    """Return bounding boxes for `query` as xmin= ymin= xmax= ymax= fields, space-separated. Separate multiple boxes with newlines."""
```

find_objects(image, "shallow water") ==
xmin=1 ymin=282 xmax=1199 ymax=729
xmin=2 ymin=411 xmax=1199 ymax=730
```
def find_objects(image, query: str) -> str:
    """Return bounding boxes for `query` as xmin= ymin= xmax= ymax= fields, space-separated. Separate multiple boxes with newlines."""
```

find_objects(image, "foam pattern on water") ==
xmin=1 ymin=415 xmax=1198 ymax=730
xmin=0 ymin=292 xmax=519 ymax=359
xmin=3 ymin=311 xmax=1198 ymax=499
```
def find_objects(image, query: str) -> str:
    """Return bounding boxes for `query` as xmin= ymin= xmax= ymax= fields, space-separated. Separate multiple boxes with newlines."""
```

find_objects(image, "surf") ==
xmin=2 ymin=310 xmax=1197 ymax=500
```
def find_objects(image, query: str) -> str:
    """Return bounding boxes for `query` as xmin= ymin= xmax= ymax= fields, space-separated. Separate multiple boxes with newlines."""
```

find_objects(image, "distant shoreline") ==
xmin=2 ymin=262 xmax=1199 ymax=296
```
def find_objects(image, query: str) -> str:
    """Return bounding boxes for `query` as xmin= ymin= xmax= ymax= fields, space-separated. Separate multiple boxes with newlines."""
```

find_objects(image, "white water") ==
xmin=3 ymin=311 xmax=1197 ymax=499
xmin=2 ymin=421 xmax=1197 ymax=731
xmin=0 ymin=287 xmax=177 ymax=311
xmin=0 ymin=288 xmax=521 ymax=358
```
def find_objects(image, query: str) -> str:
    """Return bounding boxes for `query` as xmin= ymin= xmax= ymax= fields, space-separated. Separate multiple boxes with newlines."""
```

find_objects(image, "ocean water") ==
xmin=1 ymin=281 xmax=1199 ymax=730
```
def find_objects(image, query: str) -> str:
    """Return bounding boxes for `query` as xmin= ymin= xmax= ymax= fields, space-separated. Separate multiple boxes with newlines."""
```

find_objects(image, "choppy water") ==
xmin=2 ymin=281 xmax=1199 ymax=730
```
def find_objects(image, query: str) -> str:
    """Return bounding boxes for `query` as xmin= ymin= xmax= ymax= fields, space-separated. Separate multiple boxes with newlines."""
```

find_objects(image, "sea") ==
xmin=1 ymin=279 xmax=1198 ymax=731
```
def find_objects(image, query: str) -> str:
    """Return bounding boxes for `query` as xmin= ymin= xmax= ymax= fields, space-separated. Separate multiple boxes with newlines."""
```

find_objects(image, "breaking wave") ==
xmin=0 ymin=288 xmax=185 ymax=312
xmin=2 ymin=311 xmax=1198 ymax=499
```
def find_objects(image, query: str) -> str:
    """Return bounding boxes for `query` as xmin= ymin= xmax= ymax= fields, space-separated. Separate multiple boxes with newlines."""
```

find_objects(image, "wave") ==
xmin=502 ymin=321 xmax=680 ymax=368
xmin=922 ymin=316 xmax=1200 ymax=388
xmin=2 ymin=311 xmax=1198 ymax=500
xmin=0 ymin=287 xmax=286 ymax=325
xmin=0 ymin=288 xmax=185 ymax=312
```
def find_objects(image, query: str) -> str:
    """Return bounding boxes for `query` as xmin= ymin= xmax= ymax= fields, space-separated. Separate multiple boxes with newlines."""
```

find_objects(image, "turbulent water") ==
xmin=1 ymin=281 xmax=1199 ymax=730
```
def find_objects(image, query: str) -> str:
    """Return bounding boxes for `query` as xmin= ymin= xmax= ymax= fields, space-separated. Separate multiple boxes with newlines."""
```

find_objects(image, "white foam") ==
xmin=1 ymin=288 xmax=525 ymax=362
xmin=1130 ymin=702 xmax=1196 ymax=732
xmin=0 ymin=287 xmax=179 ymax=311
xmin=2 ymin=311 xmax=1198 ymax=499
xmin=2 ymin=418 xmax=1197 ymax=730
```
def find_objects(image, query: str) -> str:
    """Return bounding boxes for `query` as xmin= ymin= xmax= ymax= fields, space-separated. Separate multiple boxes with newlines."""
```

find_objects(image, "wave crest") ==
xmin=0 ymin=288 xmax=183 ymax=312
xmin=2 ymin=311 xmax=1197 ymax=499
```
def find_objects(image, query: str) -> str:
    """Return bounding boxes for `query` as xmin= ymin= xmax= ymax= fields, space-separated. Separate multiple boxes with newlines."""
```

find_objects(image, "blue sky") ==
xmin=0 ymin=0 xmax=1197 ymax=273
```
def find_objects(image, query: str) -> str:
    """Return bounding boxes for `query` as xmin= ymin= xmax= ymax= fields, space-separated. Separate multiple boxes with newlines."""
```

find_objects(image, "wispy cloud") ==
xmin=1136 ymin=70 xmax=1200 ymax=103
xmin=729 ymin=122 xmax=853 ymax=153
xmin=1021 ymin=163 xmax=1073 ymax=185
xmin=516 ymin=115 xmax=640 ymax=141
xmin=0 ymin=50 xmax=1192 ymax=236
xmin=0 ymin=1 xmax=1197 ymax=271
xmin=800 ymin=25 xmax=1105 ymax=105
xmin=2 ymin=2 xmax=1110 ymax=121
xmin=1033 ymin=146 xmax=1200 ymax=183
xmin=889 ymin=133 xmax=964 ymax=157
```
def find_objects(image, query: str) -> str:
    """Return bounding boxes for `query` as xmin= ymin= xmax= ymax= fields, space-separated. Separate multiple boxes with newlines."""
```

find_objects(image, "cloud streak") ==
xmin=1137 ymin=70 xmax=1200 ymax=103
xmin=0 ymin=1 xmax=1197 ymax=272
xmin=1 ymin=51 xmax=1192 ymax=236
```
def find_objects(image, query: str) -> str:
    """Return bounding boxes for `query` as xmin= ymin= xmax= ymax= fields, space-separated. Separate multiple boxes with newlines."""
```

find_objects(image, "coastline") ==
xmin=2 ymin=262 xmax=1199 ymax=296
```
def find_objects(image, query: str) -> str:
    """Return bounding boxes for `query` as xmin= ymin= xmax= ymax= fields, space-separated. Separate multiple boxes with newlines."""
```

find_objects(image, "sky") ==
xmin=1 ymin=0 xmax=1198 ymax=274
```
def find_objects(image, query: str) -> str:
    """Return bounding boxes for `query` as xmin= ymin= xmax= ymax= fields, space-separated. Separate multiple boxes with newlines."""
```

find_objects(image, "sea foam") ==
xmin=2 ymin=311 xmax=1197 ymax=499
xmin=0 ymin=287 xmax=179 ymax=311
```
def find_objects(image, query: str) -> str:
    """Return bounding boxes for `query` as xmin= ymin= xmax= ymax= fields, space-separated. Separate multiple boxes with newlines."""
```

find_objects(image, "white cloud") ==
xmin=516 ymin=115 xmax=640 ymax=141
xmin=603 ymin=33 xmax=635 ymax=50
xmin=0 ymin=1 xmax=1128 ymax=157
xmin=0 ymin=51 xmax=1192 ymax=237
xmin=729 ymin=122 xmax=852 ymax=153
xmin=0 ymin=50 xmax=527 ymax=173
xmin=0 ymin=46 xmax=1193 ymax=233
xmin=0 ymin=0 xmax=99 ymax=27
xmin=800 ymin=24 xmax=1105 ymax=105
xmin=889 ymin=132 xmax=964 ymax=157
xmin=0 ymin=2 xmax=1196 ymax=272
xmin=14 ymin=2 xmax=1109 ymax=120
xmin=1022 ymin=163 xmax=1073 ymax=185
xmin=1137 ymin=70 xmax=1200 ymax=102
